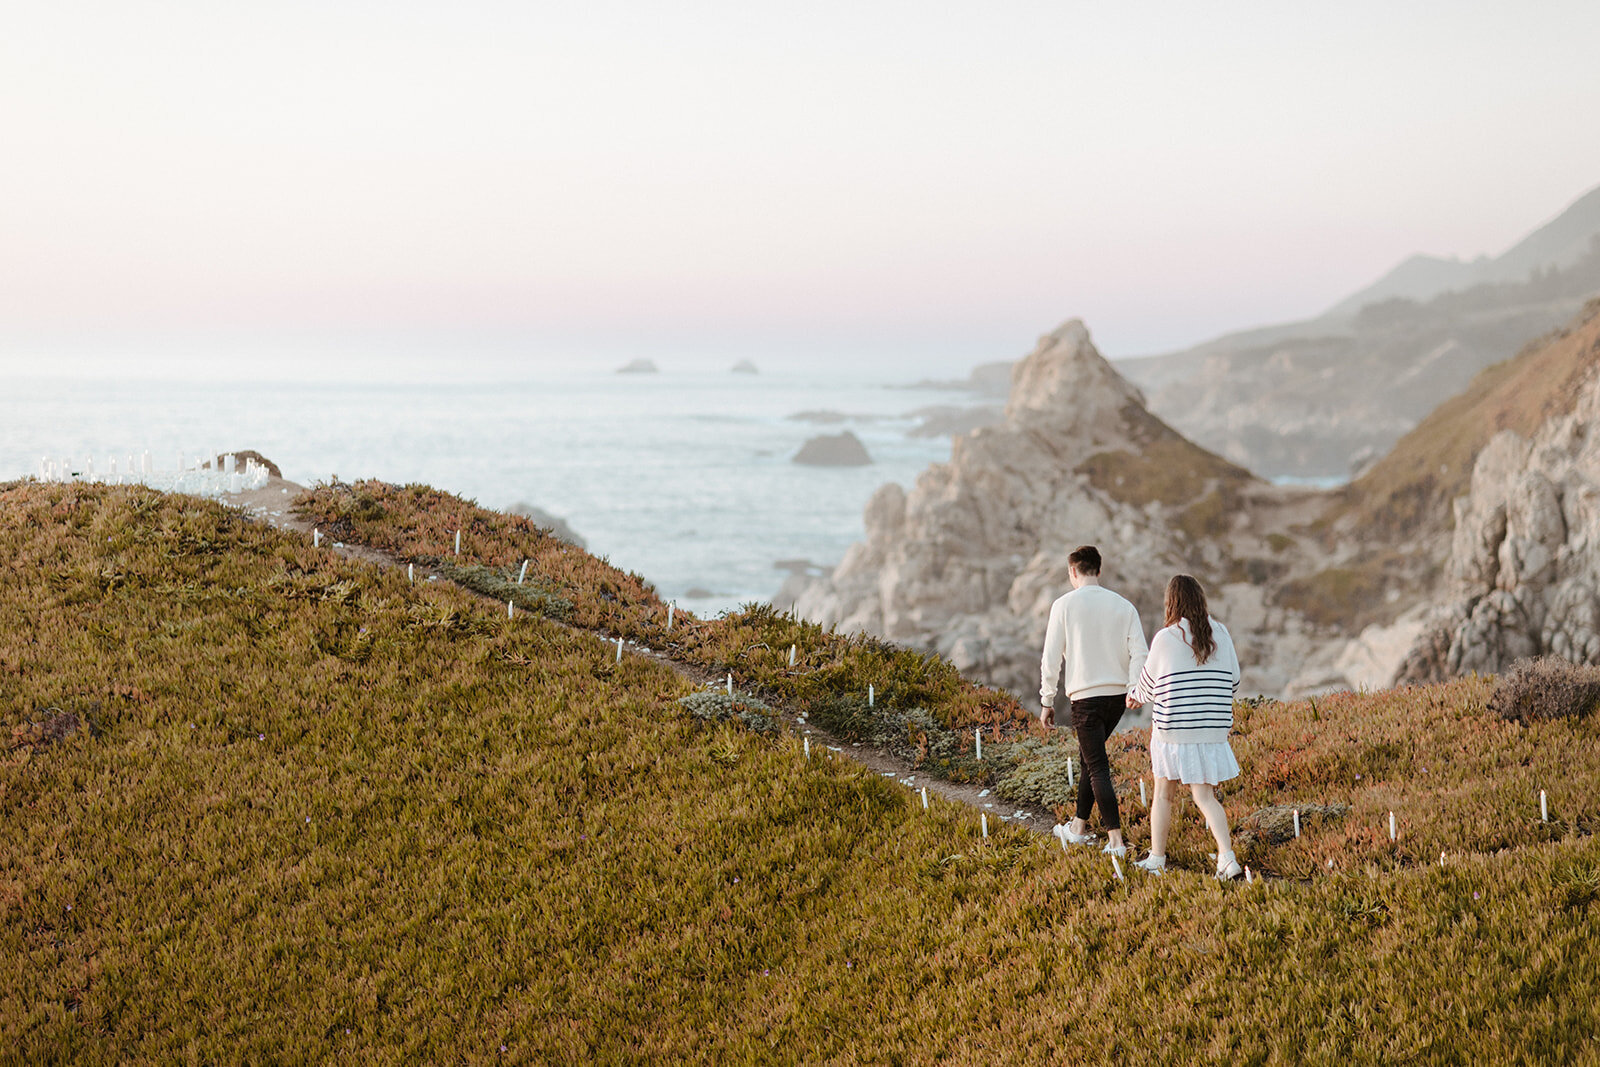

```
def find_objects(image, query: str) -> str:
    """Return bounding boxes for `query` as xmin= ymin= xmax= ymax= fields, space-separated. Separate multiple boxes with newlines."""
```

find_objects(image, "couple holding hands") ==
xmin=1038 ymin=545 xmax=1243 ymax=881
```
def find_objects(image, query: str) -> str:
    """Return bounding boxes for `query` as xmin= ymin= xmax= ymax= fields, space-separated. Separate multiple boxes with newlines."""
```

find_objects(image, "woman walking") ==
xmin=1127 ymin=574 xmax=1244 ymax=880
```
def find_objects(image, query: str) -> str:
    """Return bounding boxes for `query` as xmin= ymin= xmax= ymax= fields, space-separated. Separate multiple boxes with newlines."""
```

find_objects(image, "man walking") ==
xmin=1039 ymin=545 xmax=1148 ymax=857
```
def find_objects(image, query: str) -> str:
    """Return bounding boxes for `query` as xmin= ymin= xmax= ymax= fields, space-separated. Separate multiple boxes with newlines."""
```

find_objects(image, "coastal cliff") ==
xmin=1398 ymin=302 xmax=1600 ymax=681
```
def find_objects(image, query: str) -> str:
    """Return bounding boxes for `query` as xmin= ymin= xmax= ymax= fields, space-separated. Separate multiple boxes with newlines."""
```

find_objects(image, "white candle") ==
xmin=507 ymin=601 xmax=514 ymax=619
xmin=1541 ymin=790 xmax=1548 ymax=822
xmin=1067 ymin=757 xmax=1074 ymax=788
xmin=981 ymin=813 xmax=988 ymax=838
xmin=518 ymin=560 xmax=528 ymax=584
xmin=1245 ymin=865 xmax=1254 ymax=884
xmin=1139 ymin=779 xmax=1147 ymax=806
xmin=725 ymin=673 xmax=732 ymax=695
xmin=788 ymin=644 xmax=796 ymax=667
xmin=616 ymin=638 xmax=624 ymax=664
xmin=666 ymin=603 xmax=674 ymax=630
xmin=921 ymin=787 xmax=928 ymax=810
xmin=975 ymin=728 xmax=982 ymax=760
xmin=868 ymin=684 xmax=874 ymax=707
xmin=454 ymin=530 xmax=461 ymax=555
xmin=803 ymin=737 xmax=810 ymax=760
xmin=1293 ymin=810 xmax=1301 ymax=838
xmin=1389 ymin=811 xmax=1397 ymax=841
xmin=1112 ymin=856 xmax=1124 ymax=881
xmin=1440 ymin=852 xmax=1446 ymax=867
xmin=313 ymin=528 xmax=320 ymax=548
xmin=408 ymin=563 xmax=414 ymax=583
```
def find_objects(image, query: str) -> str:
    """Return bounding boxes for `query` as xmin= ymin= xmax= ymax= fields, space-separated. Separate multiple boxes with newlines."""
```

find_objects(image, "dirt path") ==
xmin=227 ymin=477 xmax=1063 ymax=839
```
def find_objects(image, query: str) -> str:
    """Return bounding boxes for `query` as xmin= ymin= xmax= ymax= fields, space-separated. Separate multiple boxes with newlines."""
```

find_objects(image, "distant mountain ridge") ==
xmin=1115 ymin=180 xmax=1600 ymax=479
xmin=1322 ymin=183 xmax=1600 ymax=320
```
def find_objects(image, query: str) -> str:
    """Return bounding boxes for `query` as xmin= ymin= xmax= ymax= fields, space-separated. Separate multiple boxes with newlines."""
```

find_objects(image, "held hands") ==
xmin=1126 ymin=694 xmax=1141 ymax=709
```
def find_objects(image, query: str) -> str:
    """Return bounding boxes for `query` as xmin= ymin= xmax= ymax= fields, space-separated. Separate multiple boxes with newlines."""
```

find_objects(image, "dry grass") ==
xmin=1079 ymin=405 xmax=1257 ymax=537
xmin=5 ymin=481 xmax=1600 ymax=1062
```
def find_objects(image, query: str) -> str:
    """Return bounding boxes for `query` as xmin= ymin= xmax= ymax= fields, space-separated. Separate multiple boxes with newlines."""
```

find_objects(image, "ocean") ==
xmin=1 ymin=368 xmax=980 ymax=616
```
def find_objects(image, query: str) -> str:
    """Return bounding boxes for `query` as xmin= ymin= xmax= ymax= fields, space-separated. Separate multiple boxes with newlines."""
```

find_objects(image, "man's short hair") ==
xmin=1068 ymin=545 xmax=1101 ymax=575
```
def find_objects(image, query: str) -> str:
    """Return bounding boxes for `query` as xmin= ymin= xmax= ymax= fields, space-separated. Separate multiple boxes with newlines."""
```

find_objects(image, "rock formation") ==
xmin=617 ymin=359 xmax=659 ymax=374
xmin=731 ymin=359 xmax=758 ymax=374
xmin=792 ymin=320 xmax=1271 ymax=700
xmin=1398 ymin=328 xmax=1600 ymax=681
xmin=793 ymin=431 xmax=873 ymax=467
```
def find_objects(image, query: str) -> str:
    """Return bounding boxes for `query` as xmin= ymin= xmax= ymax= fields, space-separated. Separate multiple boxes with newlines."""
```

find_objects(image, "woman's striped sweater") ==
xmin=1129 ymin=617 xmax=1241 ymax=745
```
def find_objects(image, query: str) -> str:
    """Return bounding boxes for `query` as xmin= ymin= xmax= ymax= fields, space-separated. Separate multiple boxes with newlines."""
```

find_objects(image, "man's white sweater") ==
xmin=1038 ymin=584 xmax=1149 ymax=705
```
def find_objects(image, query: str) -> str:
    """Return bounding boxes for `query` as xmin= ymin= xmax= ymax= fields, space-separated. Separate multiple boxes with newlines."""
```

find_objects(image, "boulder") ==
xmin=793 ymin=431 xmax=873 ymax=467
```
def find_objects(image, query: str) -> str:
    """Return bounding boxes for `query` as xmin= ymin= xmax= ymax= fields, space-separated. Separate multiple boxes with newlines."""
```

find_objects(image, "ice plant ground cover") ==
xmin=3 ymin=481 xmax=1599 ymax=1062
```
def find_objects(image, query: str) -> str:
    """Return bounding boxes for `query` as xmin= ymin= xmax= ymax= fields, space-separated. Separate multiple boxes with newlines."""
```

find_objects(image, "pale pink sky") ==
xmin=3 ymin=1 xmax=1599 ymax=376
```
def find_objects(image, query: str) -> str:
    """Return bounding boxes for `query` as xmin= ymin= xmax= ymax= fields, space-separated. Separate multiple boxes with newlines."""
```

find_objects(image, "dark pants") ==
xmin=1063 ymin=693 xmax=1124 ymax=831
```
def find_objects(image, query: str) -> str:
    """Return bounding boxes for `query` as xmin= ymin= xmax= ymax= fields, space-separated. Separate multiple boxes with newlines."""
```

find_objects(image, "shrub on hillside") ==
xmin=990 ymin=738 xmax=1079 ymax=813
xmin=1488 ymin=656 xmax=1600 ymax=722
xmin=678 ymin=690 xmax=780 ymax=735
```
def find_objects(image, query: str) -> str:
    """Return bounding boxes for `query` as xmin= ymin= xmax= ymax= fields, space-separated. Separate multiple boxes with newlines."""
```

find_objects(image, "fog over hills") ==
xmin=1323 ymin=182 xmax=1600 ymax=319
xmin=1115 ymin=181 xmax=1600 ymax=480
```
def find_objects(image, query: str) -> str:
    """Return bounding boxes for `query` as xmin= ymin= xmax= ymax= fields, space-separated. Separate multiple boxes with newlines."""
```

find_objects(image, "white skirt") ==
xmin=1150 ymin=738 xmax=1240 ymax=785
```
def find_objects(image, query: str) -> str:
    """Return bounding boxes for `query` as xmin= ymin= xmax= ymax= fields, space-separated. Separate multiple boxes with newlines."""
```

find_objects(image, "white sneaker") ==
xmin=1216 ymin=855 xmax=1243 ymax=881
xmin=1134 ymin=854 xmax=1166 ymax=875
xmin=1101 ymin=842 xmax=1127 ymax=857
xmin=1052 ymin=823 xmax=1096 ymax=847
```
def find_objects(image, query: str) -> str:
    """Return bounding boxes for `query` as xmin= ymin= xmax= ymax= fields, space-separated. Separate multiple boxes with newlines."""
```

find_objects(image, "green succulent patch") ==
xmin=5 ymin=480 xmax=1600 ymax=1062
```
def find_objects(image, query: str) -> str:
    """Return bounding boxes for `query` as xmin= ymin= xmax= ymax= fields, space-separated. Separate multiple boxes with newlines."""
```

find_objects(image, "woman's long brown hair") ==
xmin=1163 ymin=574 xmax=1216 ymax=664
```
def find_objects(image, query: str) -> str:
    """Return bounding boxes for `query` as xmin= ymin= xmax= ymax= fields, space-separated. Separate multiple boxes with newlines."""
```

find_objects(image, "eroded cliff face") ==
xmin=791 ymin=320 xmax=1358 ymax=701
xmin=1399 ymin=363 xmax=1600 ymax=682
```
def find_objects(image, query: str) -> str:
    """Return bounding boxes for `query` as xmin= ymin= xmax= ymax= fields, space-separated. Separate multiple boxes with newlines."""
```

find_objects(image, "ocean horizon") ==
xmin=2 ymin=366 xmax=979 ymax=615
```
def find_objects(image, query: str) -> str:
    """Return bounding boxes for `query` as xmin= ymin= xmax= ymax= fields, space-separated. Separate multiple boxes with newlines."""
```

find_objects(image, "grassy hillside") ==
xmin=5 ymin=481 xmax=1600 ymax=1063
xmin=1329 ymin=296 xmax=1600 ymax=540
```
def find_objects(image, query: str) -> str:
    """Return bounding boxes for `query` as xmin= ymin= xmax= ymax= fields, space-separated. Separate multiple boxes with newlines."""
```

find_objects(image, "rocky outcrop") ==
xmin=793 ymin=320 xmax=1269 ymax=700
xmin=508 ymin=503 xmax=587 ymax=549
xmin=617 ymin=359 xmax=659 ymax=374
xmin=1398 ymin=358 xmax=1600 ymax=681
xmin=793 ymin=431 xmax=873 ymax=467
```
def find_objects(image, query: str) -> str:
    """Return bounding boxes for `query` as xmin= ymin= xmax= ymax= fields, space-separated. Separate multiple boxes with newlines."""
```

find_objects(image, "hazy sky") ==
xmin=4 ymin=1 xmax=1599 ymax=376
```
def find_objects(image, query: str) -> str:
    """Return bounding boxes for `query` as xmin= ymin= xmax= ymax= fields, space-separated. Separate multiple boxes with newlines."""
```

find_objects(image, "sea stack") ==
xmin=793 ymin=431 xmax=873 ymax=467
xmin=731 ymin=359 xmax=758 ymax=374
xmin=617 ymin=359 xmax=659 ymax=374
